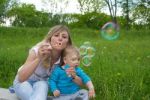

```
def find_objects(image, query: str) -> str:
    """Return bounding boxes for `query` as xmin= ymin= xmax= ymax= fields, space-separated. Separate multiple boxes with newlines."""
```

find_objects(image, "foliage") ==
xmin=69 ymin=12 xmax=111 ymax=29
xmin=1 ymin=0 xmax=149 ymax=29
xmin=41 ymin=0 xmax=69 ymax=14
xmin=0 ymin=0 xmax=11 ymax=24
xmin=117 ymin=0 xmax=135 ymax=29
xmin=7 ymin=3 xmax=43 ymax=27
xmin=77 ymin=0 xmax=105 ymax=14
xmin=132 ymin=0 xmax=150 ymax=27
xmin=6 ymin=3 xmax=71 ymax=27
xmin=104 ymin=0 xmax=118 ymax=23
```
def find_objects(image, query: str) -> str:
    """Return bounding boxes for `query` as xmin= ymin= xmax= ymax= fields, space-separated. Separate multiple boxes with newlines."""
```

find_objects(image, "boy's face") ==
xmin=64 ymin=52 xmax=80 ymax=68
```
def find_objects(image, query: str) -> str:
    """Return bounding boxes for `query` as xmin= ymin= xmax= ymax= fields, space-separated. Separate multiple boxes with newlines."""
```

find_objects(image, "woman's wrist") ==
xmin=35 ymin=57 xmax=42 ymax=62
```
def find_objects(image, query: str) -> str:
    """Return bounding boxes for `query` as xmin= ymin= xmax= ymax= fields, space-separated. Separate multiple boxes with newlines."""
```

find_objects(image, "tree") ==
xmin=77 ymin=0 xmax=104 ymax=14
xmin=132 ymin=0 xmax=150 ymax=28
xmin=104 ymin=0 xmax=118 ymax=23
xmin=0 ymin=0 xmax=15 ymax=24
xmin=41 ymin=0 xmax=69 ymax=14
xmin=7 ymin=3 xmax=50 ymax=27
xmin=118 ymin=0 xmax=138 ymax=29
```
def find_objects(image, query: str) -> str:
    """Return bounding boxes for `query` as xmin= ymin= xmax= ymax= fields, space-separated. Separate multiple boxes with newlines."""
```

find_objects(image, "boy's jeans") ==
xmin=13 ymin=80 xmax=48 ymax=100
xmin=48 ymin=89 xmax=89 ymax=100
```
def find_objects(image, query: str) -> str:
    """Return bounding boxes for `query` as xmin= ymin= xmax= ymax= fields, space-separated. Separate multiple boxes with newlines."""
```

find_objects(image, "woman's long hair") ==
xmin=35 ymin=25 xmax=72 ymax=68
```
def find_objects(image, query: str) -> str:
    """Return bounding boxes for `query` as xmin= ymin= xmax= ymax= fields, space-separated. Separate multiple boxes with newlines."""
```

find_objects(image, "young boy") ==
xmin=48 ymin=46 xmax=95 ymax=100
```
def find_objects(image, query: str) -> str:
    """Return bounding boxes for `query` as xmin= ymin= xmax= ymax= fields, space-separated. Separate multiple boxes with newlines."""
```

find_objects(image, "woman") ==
xmin=13 ymin=25 xmax=82 ymax=100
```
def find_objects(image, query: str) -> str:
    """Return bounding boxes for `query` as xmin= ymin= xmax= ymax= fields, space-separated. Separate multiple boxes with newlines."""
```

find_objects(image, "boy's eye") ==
xmin=78 ymin=58 xmax=80 ymax=61
xmin=71 ymin=59 xmax=75 ymax=61
xmin=71 ymin=58 xmax=76 ymax=61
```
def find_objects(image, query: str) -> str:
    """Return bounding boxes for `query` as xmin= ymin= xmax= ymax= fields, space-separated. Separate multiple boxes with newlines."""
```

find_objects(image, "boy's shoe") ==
xmin=74 ymin=97 xmax=83 ymax=100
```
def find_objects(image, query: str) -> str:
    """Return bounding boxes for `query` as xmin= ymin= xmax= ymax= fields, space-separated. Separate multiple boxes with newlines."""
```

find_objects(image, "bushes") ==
xmin=69 ymin=12 xmax=111 ymax=29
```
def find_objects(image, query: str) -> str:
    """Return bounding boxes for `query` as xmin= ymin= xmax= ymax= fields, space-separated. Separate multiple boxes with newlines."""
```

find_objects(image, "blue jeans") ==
xmin=13 ymin=80 xmax=48 ymax=100
xmin=48 ymin=89 xmax=89 ymax=100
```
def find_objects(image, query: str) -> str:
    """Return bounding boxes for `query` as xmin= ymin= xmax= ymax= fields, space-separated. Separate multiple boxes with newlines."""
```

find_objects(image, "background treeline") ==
xmin=0 ymin=0 xmax=150 ymax=29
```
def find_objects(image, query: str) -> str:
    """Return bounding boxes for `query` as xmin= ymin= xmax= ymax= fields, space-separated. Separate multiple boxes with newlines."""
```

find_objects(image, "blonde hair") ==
xmin=36 ymin=25 xmax=72 ymax=68
xmin=44 ymin=25 xmax=72 ymax=45
xmin=60 ymin=45 xmax=80 ymax=66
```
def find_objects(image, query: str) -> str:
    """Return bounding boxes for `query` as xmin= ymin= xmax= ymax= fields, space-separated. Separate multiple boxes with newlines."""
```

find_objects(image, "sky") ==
xmin=4 ymin=0 xmax=122 ymax=26
xmin=4 ymin=0 xmax=81 ymax=26
xmin=19 ymin=0 xmax=122 ymax=15
xmin=19 ymin=0 xmax=81 ymax=14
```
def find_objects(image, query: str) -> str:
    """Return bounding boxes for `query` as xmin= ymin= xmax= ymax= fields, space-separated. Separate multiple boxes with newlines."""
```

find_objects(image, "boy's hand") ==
xmin=88 ymin=89 xmax=95 ymax=98
xmin=66 ymin=67 xmax=76 ymax=77
xmin=53 ymin=90 xmax=60 ymax=97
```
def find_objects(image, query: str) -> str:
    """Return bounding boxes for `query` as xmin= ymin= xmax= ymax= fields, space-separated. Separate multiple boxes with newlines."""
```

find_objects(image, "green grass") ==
xmin=0 ymin=27 xmax=150 ymax=100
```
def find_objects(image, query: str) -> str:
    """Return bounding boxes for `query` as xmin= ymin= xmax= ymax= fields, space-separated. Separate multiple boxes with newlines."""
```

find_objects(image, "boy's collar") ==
xmin=61 ymin=64 xmax=70 ymax=70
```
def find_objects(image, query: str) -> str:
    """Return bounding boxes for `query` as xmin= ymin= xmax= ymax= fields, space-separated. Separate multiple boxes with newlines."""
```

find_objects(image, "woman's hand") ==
xmin=38 ymin=43 xmax=52 ymax=60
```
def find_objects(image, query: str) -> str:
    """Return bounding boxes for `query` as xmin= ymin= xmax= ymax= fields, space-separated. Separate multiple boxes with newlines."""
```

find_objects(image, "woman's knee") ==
xmin=34 ymin=81 xmax=48 ymax=90
xmin=14 ymin=81 xmax=33 ymax=100
xmin=14 ymin=81 xmax=32 ymax=93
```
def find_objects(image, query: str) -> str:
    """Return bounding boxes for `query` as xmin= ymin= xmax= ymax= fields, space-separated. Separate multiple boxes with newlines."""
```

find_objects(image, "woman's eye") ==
xmin=54 ymin=34 xmax=59 ymax=37
xmin=62 ymin=36 xmax=67 ymax=39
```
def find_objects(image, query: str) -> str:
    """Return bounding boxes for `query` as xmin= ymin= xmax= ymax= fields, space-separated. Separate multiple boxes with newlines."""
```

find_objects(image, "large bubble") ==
xmin=101 ymin=22 xmax=119 ymax=40
xmin=79 ymin=45 xmax=87 ymax=56
xmin=81 ymin=56 xmax=92 ymax=67
xmin=79 ymin=41 xmax=96 ymax=67
xmin=86 ymin=47 xmax=96 ymax=57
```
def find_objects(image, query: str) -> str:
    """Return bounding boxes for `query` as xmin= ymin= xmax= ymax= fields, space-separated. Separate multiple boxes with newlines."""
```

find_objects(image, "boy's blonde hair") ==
xmin=60 ymin=45 xmax=80 ymax=66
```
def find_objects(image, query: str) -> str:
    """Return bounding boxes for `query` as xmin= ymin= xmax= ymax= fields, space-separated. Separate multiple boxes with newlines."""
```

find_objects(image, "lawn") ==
xmin=0 ymin=27 xmax=150 ymax=100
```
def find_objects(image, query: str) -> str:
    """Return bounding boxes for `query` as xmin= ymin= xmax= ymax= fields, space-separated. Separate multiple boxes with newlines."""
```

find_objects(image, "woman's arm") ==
xmin=18 ymin=50 xmax=41 ymax=82
xmin=18 ymin=43 xmax=52 ymax=82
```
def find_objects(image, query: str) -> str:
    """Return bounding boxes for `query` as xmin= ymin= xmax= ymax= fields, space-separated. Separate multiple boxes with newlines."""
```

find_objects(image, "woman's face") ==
xmin=50 ymin=31 xmax=69 ymax=51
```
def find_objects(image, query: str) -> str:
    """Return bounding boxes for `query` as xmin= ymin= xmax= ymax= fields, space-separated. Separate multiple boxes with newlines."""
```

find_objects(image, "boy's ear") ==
xmin=63 ymin=57 xmax=67 ymax=64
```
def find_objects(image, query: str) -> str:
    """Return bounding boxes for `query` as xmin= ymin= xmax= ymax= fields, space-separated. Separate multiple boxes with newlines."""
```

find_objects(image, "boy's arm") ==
xmin=86 ymin=81 xmax=94 ymax=90
xmin=77 ymin=68 xmax=95 ymax=98
xmin=48 ymin=67 xmax=59 ymax=93
xmin=76 ymin=67 xmax=91 ymax=84
xmin=71 ymin=73 xmax=83 ymax=86
xmin=86 ymin=81 xmax=95 ymax=98
xmin=65 ymin=65 xmax=83 ymax=86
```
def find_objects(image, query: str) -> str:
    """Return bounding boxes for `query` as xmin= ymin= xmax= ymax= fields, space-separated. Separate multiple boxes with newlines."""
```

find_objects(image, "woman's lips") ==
xmin=58 ymin=43 xmax=62 ymax=46
xmin=54 ymin=42 xmax=62 ymax=46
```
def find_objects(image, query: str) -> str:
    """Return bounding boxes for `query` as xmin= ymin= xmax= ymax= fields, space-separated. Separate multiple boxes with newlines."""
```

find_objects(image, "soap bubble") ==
xmin=79 ymin=45 xmax=87 ymax=56
xmin=101 ymin=22 xmax=119 ymax=40
xmin=79 ymin=41 xmax=96 ymax=67
xmin=81 ymin=56 xmax=92 ymax=67
xmin=86 ymin=47 xmax=96 ymax=57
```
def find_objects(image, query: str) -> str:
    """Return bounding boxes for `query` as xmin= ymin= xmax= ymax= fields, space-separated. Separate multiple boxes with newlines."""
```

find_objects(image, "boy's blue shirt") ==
xmin=48 ymin=64 xmax=91 ymax=94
